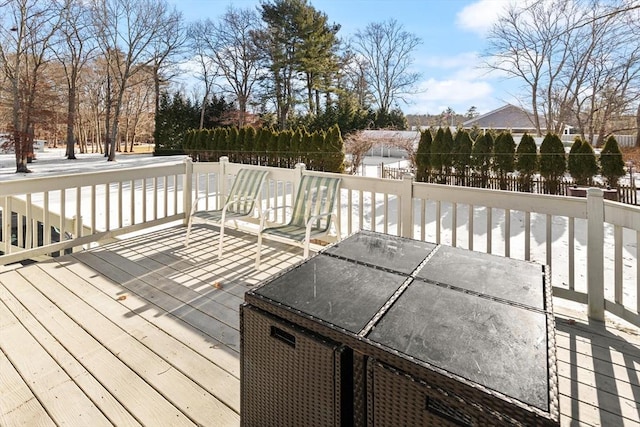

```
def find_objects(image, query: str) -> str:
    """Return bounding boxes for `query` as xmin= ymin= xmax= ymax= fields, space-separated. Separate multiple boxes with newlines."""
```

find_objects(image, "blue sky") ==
xmin=171 ymin=0 xmax=517 ymax=116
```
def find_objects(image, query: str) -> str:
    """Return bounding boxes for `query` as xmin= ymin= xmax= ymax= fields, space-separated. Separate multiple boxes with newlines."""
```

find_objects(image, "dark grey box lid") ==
xmin=416 ymin=246 xmax=545 ymax=310
xmin=254 ymin=254 xmax=407 ymax=333
xmin=324 ymin=230 xmax=436 ymax=275
xmin=367 ymin=280 xmax=549 ymax=410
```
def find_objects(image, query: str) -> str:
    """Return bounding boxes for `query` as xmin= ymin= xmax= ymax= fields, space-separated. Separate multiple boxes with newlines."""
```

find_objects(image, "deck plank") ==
xmin=0 ymin=323 xmax=56 ymax=427
xmin=14 ymin=264 xmax=240 ymax=426
xmin=60 ymin=257 xmax=241 ymax=378
xmin=35 ymin=258 xmax=241 ymax=411
xmin=554 ymin=311 xmax=640 ymax=426
xmin=72 ymin=250 xmax=241 ymax=352
xmin=0 ymin=284 xmax=142 ymax=427
xmin=0 ymin=286 xmax=112 ymax=426
xmin=1 ymin=269 xmax=204 ymax=427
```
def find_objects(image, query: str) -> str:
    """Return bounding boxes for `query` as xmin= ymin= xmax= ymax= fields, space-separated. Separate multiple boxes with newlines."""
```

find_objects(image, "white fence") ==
xmin=1 ymin=157 xmax=638 ymax=327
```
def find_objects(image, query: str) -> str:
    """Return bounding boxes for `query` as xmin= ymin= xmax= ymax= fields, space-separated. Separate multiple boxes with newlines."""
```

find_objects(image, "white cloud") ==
xmin=455 ymin=0 xmax=514 ymax=36
xmin=404 ymin=78 xmax=494 ymax=114
xmin=419 ymin=52 xmax=480 ymax=69
xmin=406 ymin=48 xmax=523 ymax=114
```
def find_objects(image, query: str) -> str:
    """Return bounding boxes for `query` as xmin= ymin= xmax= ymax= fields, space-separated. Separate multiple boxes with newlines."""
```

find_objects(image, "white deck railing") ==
xmin=1 ymin=157 xmax=638 ymax=326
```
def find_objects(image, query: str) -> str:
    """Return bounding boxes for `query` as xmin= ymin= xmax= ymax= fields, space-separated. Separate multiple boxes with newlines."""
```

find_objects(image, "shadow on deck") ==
xmin=0 ymin=224 xmax=638 ymax=426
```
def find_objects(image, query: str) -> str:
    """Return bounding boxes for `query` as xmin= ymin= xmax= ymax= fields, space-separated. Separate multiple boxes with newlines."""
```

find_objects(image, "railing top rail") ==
xmin=0 ymin=161 xmax=186 ymax=197
xmin=413 ymin=182 xmax=590 ymax=219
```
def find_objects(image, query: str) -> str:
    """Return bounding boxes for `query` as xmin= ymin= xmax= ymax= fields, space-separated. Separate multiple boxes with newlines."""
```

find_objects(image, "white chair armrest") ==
xmin=259 ymin=205 xmax=294 ymax=230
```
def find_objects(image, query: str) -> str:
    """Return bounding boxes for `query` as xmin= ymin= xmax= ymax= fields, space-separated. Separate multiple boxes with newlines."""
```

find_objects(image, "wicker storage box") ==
xmin=242 ymin=230 xmax=559 ymax=426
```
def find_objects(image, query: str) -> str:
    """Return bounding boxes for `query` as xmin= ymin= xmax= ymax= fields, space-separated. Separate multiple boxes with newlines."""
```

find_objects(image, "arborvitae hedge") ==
xmin=568 ymin=137 xmax=598 ymax=185
xmin=430 ymin=127 xmax=446 ymax=182
xmin=453 ymin=130 xmax=472 ymax=185
xmin=471 ymin=132 xmax=493 ymax=187
xmin=325 ymin=124 xmax=345 ymax=173
xmin=493 ymin=132 xmax=516 ymax=190
xmin=567 ymin=137 xmax=582 ymax=180
xmin=600 ymin=135 xmax=625 ymax=187
xmin=516 ymin=133 xmax=538 ymax=192
xmin=415 ymin=130 xmax=432 ymax=182
xmin=539 ymin=133 xmax=566 ymax=194
xmin=182 ymin=125 xmax=346 ymax=172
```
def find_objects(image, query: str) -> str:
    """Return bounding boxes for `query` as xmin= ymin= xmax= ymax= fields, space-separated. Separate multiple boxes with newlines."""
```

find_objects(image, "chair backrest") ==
xmin=225 ymin=169 xmax=268 ymax=215
xmin=288 ymin=175 xmax=341 ymax=233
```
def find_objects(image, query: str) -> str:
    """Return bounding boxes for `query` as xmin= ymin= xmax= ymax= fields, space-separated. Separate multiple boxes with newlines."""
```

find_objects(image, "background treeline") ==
xmin=182 ymin=124 xmax=345 ymax=173
xmin=415 ymin=128 xmax=627 ymax=192
xmin=153 ymin=91 xmax=406 ymax=156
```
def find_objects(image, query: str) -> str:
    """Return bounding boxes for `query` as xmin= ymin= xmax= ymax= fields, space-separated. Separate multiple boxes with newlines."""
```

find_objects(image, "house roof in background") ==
xmin=462 ymin=104 xmax=538 ymax=130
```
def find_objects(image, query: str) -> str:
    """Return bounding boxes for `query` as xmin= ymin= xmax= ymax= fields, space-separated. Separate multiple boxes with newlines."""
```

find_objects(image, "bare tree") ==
xmin=486 ymin=0 xmax=640 ymax=139
xmin=187 ymin=19 xmax=218 ymax=130
xmin=120 ymin=69 xmax=153 ymax=151
xmin=339 ymin=45 xmax=372 ymax=110
xmin=352 ymin=19 xmax=421 ymax=115
xmin=0 ymin=0 xmax=62 ymax=172
xmin=344 ymin=131 xmax=375 ymax=175
xmin=635 ymin=103 xmax=640 ymax=147
xmin=484 ymin=1 xmax=562 ymax=136
xmin=91 ymin=0 xmax=177 ymax=161
xmin=147 ymin=5 xmax=185 ymax=122
xmin=53 ymin=0 xmax=97 ymax=159
xmin=204 ymin=6 xmax=261 ymax=127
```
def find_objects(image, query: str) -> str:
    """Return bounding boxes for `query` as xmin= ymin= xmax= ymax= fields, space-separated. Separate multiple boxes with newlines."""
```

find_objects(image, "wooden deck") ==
xmin=0 ymin=224 xmax=638 ymax=427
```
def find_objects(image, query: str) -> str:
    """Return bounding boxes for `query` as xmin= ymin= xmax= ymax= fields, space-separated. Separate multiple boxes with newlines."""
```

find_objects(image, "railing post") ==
xmin=587 ymin=188 xmax=605 ymax=321
xmin=294 ymin=162 xmax=306 ymax=190
xmin=72 ymin=215 xmax=83 ymax=253
xmin=183 ymin=157 xmax=193 ymax=224
xmin=2 ymin=197 xmax=12 ymax=255
xmin=400 ymin=172 xmax=414 ymax=239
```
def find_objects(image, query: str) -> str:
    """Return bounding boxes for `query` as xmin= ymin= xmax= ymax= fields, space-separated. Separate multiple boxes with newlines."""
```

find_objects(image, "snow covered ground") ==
xmin=0 ymin=148 xmax=182 ymax=181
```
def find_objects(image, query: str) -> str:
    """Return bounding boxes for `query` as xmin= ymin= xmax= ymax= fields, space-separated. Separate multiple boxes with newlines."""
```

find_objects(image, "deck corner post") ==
xmin=183 ymin=157 xmax=193 ymax=224
xmin=587 ymin=188 xmax=605 ymax=321
xmin=401 ymin=172 xmax=415 ymax=239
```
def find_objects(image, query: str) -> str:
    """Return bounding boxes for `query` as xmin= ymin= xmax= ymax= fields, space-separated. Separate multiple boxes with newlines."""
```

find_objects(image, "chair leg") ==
xmin=184 ymin=216 xmax=194 ymax=247
xmin=255 ymin=233 xmax=262 ymax=268
xmin=303 ymin=226 xmax=312 ymax=259
xmin=217 ymin=223 xmax=225 ymax=258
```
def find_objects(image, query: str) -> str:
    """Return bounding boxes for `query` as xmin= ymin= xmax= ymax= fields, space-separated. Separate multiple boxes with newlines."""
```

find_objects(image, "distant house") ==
xmin=360 ymin=130 xmax=420 ymax=157
xmin=462 ymin=104 xmax=571 ymax=135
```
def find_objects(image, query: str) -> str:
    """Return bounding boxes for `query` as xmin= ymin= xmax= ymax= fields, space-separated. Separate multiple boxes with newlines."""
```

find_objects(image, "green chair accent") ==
xmin=185 ymin=168 xmax=268 ymax=257
xmin=255 ymin=174 xmax=341 ymax=267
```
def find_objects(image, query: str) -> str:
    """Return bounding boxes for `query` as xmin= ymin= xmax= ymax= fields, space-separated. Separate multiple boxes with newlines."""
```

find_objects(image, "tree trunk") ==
xmin=66 ymin=81 xmax=77 ymax=159
xmin=306 ymin=72 xmax=314 ymax=115
xmin=109 ymin=84 xmax=126 ymax=161
xmin=635 ymin=103 xmax=640 ymax=148
xmin=104 ymin=73 xmax=112 ymax=158
xmin=238 ymin=95 xmax=246 ymax=128
xmin=199 ymin=94 xmax=206 ymax=130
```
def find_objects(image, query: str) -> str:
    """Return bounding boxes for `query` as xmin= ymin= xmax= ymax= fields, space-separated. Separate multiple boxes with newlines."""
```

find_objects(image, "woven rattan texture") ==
xmin=241 ymin=306 xmax=340 ymax=426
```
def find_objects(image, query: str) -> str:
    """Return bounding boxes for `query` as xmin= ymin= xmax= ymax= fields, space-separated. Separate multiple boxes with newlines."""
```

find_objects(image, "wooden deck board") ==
xmin=60 ymin=258 xmax=241 ymax=379
xmin=0 ymin=310 xmax=57 ymax=427
xmin=0 ymin=283 xmax=143 ymax=427
xmin=1 ymin=270 xmax=201 ymax=426
xmin=0 ymin=279 xmax=114 ymax=427
xmin=34 ymin=259 xmax=241 ymax=412
xmin=0 ymin=224 xmax=638 ymax=427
